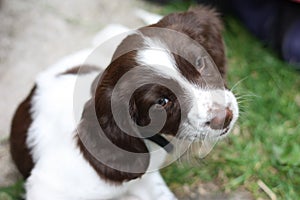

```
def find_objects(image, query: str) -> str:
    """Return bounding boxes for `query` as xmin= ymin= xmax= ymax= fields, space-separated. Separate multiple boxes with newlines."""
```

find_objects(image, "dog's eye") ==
xmin=156 ymin=97 xmax=170 ymax=107
xmin=196 ymin=56 xmax=205 ymax=72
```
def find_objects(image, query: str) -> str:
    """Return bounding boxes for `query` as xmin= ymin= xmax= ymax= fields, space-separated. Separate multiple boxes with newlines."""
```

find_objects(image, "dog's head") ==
xmin=77 ymin=7 xmax=238 ymax=184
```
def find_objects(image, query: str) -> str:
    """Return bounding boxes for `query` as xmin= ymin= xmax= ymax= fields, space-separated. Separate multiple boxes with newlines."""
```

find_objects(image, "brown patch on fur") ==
xmin=76 ymin=51 xmax=151 ymax=184
xmin=77 ymin=98 xmax=150 ymax=184
xmin=10 ymin=85 xmax=36 ymax=178
xmin=58 ymin=65 xmax=100 ymax=76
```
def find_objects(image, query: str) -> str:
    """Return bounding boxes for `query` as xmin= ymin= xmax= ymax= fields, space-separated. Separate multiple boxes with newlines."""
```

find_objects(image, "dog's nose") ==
xmin=206 ymin=107 xmax=233 ymax=130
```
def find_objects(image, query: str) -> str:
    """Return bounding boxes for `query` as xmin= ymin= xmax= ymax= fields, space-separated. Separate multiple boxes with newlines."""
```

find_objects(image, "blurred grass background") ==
xmin=1 ymin=1 xmax=300 ymax=200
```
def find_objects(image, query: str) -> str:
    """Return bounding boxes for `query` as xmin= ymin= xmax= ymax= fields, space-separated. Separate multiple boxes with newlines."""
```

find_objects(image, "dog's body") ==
xmin=11 ymin=49 xmax=173 ymax=200
xmin=10 ymin=7 xmax=238 ymax=200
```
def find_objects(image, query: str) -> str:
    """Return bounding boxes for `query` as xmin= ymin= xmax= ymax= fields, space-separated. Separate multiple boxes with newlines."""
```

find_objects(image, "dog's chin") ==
xmin=218 ymin=127 xmax=231 ymax=138
xmin=206 ymin=127 xmax=232 ymax=140
xmin=188 ymin=129 xmax=231 ymax=158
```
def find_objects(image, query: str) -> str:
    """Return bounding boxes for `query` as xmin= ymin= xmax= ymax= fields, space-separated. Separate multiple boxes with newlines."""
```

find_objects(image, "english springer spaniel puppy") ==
xmin=10 ymin=6 xmax=238 ymax=200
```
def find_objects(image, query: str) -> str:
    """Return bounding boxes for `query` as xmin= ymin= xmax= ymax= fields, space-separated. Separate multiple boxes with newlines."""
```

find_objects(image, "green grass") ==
xmin=161 ymin=3 xmax=300 ymax=200
xmin=0 ymin=181 xmax=24 ymax=200
xmin=1 ymin=2 xmax=300 ymax=200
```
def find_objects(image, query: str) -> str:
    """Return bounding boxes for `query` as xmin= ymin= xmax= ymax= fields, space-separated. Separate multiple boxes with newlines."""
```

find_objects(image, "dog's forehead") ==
xmin=136 ymin=35 xmax=224 ymax=90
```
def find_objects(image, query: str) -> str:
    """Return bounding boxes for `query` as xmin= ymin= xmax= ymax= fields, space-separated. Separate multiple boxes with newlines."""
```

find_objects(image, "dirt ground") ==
xmin=0 ymin=0 xmax=254 ymax=199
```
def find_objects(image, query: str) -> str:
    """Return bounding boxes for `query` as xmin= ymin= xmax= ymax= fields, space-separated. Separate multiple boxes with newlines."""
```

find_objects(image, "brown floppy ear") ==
xmin=76 ymin=87 xmax=150 ymax=184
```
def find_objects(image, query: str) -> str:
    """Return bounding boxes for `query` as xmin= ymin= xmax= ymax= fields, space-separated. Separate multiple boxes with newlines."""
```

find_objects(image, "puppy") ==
xmin=10 ymin=7 xmax=238 ymax=200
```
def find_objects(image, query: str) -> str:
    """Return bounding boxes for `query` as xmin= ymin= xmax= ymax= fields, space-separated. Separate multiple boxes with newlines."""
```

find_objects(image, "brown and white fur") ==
xmin=10 ymin=7 xmax=238 ymax=200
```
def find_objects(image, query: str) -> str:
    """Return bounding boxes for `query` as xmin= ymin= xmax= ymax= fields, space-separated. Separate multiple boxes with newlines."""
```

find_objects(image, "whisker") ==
xmin=175 ymin=133 xmax=190 ymax=164
xmin=230 ymin=76 xmax=250 ymax=92
xmin=237 ymin=94 xmax=261 ymax=100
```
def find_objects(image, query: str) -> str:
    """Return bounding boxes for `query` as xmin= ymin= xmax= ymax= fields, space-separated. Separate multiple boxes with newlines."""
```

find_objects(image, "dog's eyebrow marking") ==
xmin=137 ymin=37 xmax=178 ymax=73
xmin=137 ymin=48 xmax=181 ymax=80
xmin=136 ymin=37 xmax=187 ymax=81
xmin=138 ymin=48 xmax=174 ymax=71
xmin=136 ymin=37 xmax=202 ymax=94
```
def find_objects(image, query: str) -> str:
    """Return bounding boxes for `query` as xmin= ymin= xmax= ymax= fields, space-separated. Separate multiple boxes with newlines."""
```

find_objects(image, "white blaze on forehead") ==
xmin=135 ymin=37 xmax=200 ymax=105
xmin=136 ymin=36 xmax=179 ymax=76
xmin=136 ymin=36 xmax=193 ymax=90
xmin=138 ymin=48 xmax=175 ymax=71
xmin=136 ymin=46 xmax=195 ymax=99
